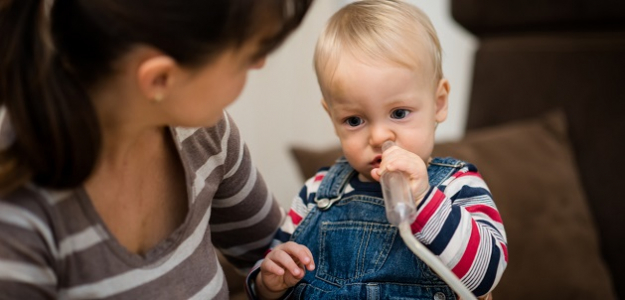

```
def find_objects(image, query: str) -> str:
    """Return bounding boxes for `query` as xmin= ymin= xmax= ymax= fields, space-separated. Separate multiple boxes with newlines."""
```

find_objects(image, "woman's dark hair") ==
xmin=0 ymin=0 xmax=313 ymax=193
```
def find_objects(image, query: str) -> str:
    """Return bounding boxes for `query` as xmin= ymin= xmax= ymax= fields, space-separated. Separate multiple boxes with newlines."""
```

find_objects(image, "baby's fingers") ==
xmin=382 ymin=148 xmax=421 ymax=173
xmin=283 ymin=242 xmax=315 ymax=271
xmin=260 ymin=258 xmax=286 ymax=276
xmin=270 ymin=248 xmax=306 ymax=277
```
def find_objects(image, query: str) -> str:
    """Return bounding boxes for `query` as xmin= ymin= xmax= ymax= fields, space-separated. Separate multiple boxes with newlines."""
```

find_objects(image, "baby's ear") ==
xmin=321 ymin=98 xmax=340 ymax=136
xmin=434 ymin=78 xmax=450 ymax=123
xmin=321 ymin=98 xmax=330 ymax=114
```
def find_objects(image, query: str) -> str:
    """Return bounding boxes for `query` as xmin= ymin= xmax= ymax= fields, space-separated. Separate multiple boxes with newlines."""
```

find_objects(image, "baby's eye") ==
xmin=345 ymin=116 xmax=363 ymax=127
xmin=391 ymin=109 xmax=410 ymax=119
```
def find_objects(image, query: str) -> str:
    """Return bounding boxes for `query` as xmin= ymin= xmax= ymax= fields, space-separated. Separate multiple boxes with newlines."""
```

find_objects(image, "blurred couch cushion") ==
xmin=458 ymin=33 xmax=625 ymax=294
xmin=290 ymin=146 xmax=343 ymax=180
xmin=434 ymin=111 xmax=616 ymax=299
xmin=290 ymin=111 xmax=616 ymax=299
xmin=451 ymin=0 xmax=625 ymax=35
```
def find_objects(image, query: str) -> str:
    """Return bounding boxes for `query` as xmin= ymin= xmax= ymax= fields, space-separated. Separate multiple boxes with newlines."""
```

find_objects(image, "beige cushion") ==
xmin=290 ymin=146 xmax=344 ymax=180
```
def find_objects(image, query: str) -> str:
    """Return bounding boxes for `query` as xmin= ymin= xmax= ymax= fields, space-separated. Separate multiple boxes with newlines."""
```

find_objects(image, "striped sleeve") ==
xmin=209 ymin=113 xmax=285 ymax=273
xmin=0 ymin=195 xmax=58 ymax=299
xmin=410 ymin=164 xmax=508 ymax=297
xmin=275 ymin=169 xmax=327 ymax=245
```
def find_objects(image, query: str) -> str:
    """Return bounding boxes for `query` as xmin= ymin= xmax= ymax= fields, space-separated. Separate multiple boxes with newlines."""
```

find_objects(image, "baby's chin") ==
xmin=357 ymin=172 xmax=376 ymax=183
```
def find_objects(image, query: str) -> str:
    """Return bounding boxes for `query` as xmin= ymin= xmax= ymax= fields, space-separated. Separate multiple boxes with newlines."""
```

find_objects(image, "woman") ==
xmin=0 ymin=0 xmax=313 ymax=298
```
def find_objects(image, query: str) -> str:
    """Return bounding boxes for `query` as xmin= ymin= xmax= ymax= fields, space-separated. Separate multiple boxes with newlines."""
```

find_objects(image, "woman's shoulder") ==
xmin=1 ymin=184 xmax=61 ymax=217
xmin=171 ymin=112 xmax=243 ymax=162
xmin=171 ymin=113 xmax=233 ymax=147
xmin=0 ymin=184 xmax=73 ymax=252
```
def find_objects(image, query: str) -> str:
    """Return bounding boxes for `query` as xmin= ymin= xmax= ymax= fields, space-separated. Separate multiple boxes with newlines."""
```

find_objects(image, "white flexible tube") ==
xmin=398 ymin=222 xmax=477 ymax=300
xmin=380 ymin=141 xmax=476 ymax=300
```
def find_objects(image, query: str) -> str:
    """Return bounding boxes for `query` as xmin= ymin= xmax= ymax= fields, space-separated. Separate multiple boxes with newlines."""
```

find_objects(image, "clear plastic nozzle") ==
xmin=380 ymin=141 xmax=417 ymax=226
xmin=379 ymin=140 xmax=477 ymax=300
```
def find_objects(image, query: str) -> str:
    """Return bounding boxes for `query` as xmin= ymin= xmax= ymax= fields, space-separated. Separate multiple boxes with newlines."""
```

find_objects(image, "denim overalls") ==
xmin=289 ymin=157 xmax=466 ymax=300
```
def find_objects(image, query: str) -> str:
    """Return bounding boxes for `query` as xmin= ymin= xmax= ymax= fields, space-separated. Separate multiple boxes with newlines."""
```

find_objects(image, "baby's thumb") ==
xmin=370 ymin=168 xmax=382 ymax=182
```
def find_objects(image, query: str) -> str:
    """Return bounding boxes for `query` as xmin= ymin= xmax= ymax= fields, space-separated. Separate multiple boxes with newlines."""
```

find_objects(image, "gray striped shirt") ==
xmin=0 ymin=112 xmax=283 ymax=299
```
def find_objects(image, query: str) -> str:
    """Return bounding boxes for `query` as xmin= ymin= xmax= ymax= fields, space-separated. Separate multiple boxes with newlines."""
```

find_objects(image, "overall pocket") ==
xmin=316 ymin=220 xmax=397 ymax=285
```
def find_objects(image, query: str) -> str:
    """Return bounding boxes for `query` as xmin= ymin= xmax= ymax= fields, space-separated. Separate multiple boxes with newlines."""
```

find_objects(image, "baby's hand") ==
xmin=370 ymin=144 xmax=430 ymax=205
xmin=256 ymin=242 xmax=315 ymax=299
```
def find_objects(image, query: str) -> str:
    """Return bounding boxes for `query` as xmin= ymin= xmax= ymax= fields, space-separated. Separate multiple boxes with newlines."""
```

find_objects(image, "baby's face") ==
xmin=322 ymin=56 xmax=448 ymax=181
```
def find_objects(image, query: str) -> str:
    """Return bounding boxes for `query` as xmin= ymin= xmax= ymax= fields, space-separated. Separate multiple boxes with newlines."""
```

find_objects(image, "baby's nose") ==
xmin=369 ymin=125 xmax=395 ymax=149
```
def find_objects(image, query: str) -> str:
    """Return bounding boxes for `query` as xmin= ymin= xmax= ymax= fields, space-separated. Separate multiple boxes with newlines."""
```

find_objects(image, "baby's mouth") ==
xmin=371 ymin=155 xmax=382 ymax=168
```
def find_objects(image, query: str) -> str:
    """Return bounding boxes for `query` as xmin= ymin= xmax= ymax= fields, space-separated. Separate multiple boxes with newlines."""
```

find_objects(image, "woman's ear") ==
xmin=136 ymin=54 xmax=177 ymax=103
xmin=434 ymin=78 xmax=450 ymax=123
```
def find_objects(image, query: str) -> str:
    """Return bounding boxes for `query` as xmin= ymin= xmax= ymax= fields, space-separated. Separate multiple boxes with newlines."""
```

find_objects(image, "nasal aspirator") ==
xmin=380 ymin=141 xmax=477 ymax=300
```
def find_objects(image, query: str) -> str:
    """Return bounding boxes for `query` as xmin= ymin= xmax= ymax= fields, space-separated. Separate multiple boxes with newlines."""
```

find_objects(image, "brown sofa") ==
xmin=450 ymin=0 xmax=625 ymax=298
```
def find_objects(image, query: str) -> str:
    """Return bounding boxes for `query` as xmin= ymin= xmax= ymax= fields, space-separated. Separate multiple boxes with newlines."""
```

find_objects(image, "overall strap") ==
xmin=314 ymin=157 xmax=356 ymax=210
xmin=428 ymin=157 xmax=466 ymax=187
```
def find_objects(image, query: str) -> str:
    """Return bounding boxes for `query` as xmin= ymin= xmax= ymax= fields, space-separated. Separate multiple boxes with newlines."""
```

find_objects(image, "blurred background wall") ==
xmin=228 ymin=0 xmax=477 ymax=207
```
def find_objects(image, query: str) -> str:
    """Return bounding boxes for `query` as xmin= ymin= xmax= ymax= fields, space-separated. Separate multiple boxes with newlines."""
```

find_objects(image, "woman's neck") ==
xmin=89 ymin=58 xmax=166 ymax=171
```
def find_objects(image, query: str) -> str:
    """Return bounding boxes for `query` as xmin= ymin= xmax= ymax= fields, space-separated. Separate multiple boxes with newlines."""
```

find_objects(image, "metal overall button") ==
xmin=317 ymin=198 xmax=330 ymax=209
xmin=315 ymin=197 xmax=341 ymax=210
xmin=433 ymin=292 xmax=446 ymax=300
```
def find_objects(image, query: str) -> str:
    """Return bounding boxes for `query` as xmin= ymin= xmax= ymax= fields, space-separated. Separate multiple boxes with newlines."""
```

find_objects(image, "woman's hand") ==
xmin=370 ymin=144 xmax=430 ymax=205
xmin=256 ymin=242 xmax=315 ymax=299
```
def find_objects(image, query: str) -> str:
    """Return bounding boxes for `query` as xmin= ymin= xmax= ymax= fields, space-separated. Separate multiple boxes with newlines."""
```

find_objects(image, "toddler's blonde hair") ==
xmin=314 ymin=0 xmax=442 ymax=96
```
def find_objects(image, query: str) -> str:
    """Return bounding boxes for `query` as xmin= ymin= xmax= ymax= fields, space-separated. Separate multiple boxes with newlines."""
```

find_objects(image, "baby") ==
xmin=248 ymin=1 xmax=508 ymax=299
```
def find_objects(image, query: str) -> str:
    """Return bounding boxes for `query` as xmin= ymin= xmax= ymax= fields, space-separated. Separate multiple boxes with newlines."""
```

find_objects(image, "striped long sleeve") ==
xmin=411 ymin=163 xmax=507 ymax=296
xmin=209 ymin=115 xmax=284 ymax=272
